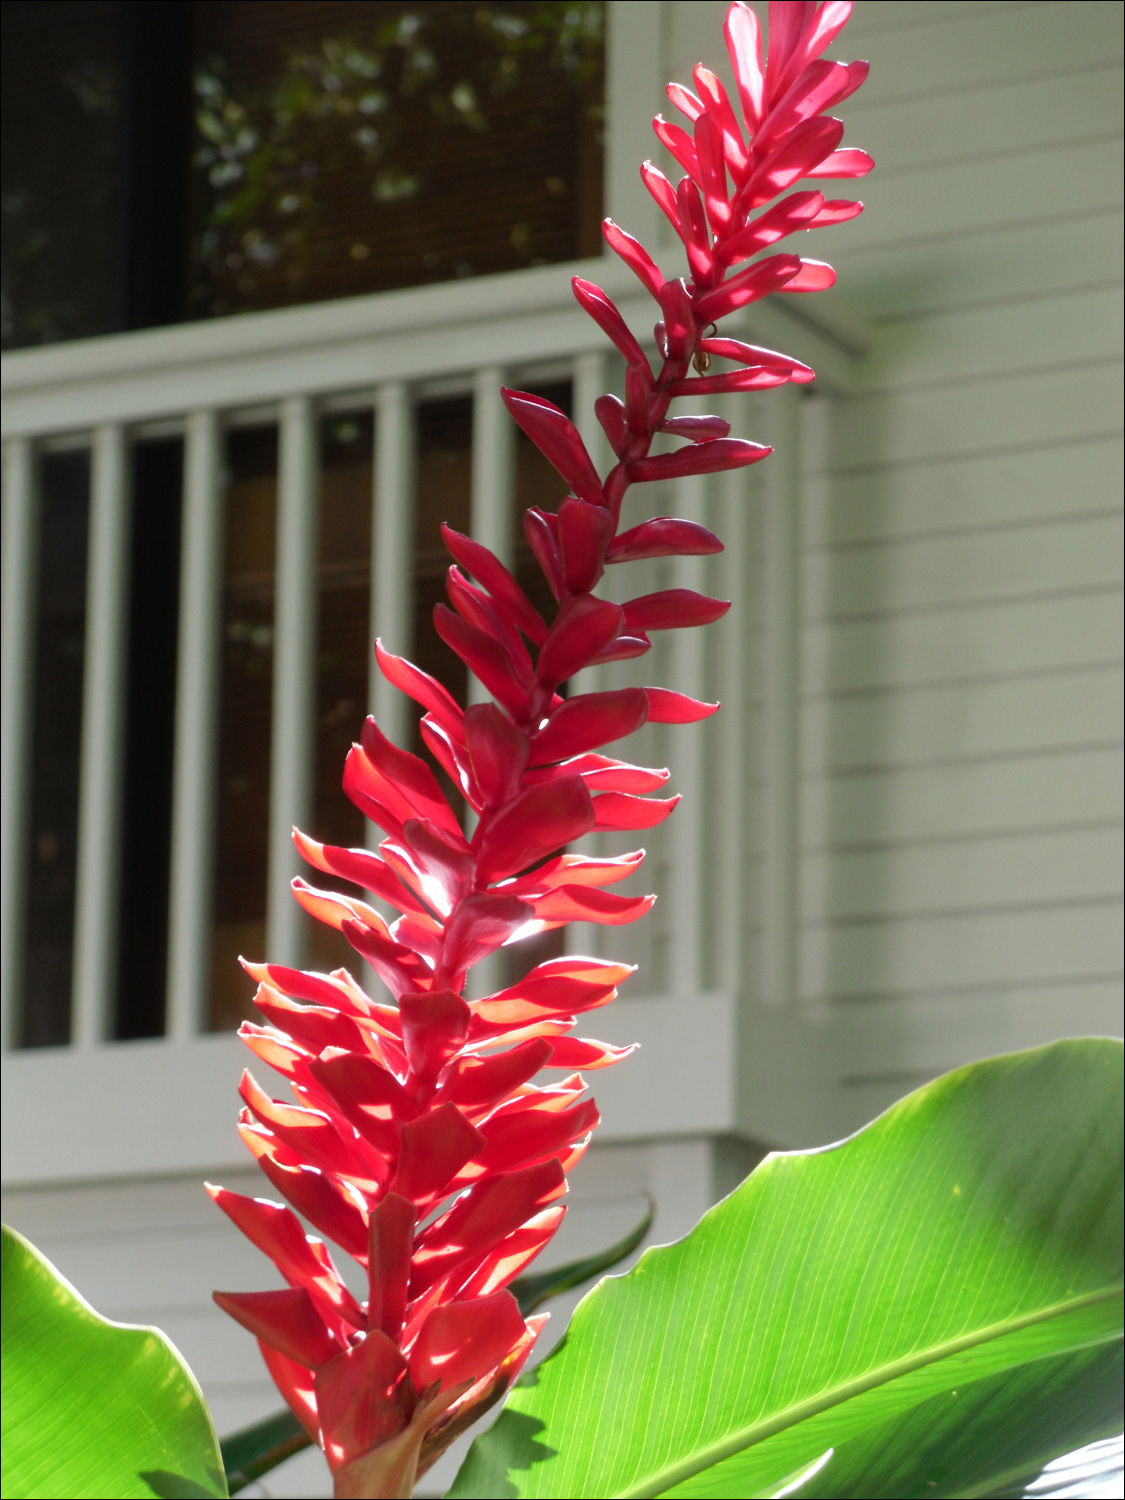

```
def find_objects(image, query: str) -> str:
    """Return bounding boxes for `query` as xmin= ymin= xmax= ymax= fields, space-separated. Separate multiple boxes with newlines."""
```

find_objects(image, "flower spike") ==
xmin=210 ymin=5 xmax=869 ymax=1495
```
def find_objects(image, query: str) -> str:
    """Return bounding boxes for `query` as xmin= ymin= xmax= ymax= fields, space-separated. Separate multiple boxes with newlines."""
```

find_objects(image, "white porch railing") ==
xmin=1 ymin=255 xmax=865 ymax=1185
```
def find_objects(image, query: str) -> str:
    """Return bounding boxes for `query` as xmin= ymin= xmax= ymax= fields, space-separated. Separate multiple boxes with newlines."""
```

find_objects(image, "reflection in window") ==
xmin=3 ymin=2 xmax=604 ymax=346
xmin=1 ymin=1 xmax=125 ymax=347
xmin=189 ymin=1 xmax=604 ymax=317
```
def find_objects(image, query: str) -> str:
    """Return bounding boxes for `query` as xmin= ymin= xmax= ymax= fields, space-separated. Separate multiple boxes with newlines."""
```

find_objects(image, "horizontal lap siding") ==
xmin=796 ymin=1 xmax=1124 ymax=1058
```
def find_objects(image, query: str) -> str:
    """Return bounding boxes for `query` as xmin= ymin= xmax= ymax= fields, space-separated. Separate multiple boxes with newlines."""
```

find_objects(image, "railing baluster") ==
xmin=1 ymin=439 xmax=37 ymax=1051
xmin=471 ymin=366 xmax=515 ymax=572
xmin=267 ymin=397 xmax=319 ymax=969
xmin=467 ymin=368 xmax=517 ymax=994
xmin=667 ymin=398 xmax=708 ymax=998
xmin=760 ymin=384 xmax=802 ymax=1008
xmin=714 ymin=393 xmax=751 ymax=996
xmin=166 ymin=411 xmax=223 ymax=1039
xmin=572 ymin=350 xmax=610 ymax=499
xmin=72 ymin=425 xmax=131 ymax=1048
xmin=469 ymin=366 xmax=515 ymax=714
xmin=566 ymin=351 xmax=610 ymax=959
xmin=370 ymin=383 xmax=414 ymax=752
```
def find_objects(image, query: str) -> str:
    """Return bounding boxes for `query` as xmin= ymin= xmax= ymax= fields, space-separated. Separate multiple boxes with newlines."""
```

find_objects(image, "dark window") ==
xmin=209 ymin=425 xmax=279 ymax=1032
xmin=2 ymin=0 xmax=604 ymax=347
xmin=306 ymin=411 xmax=378 ymax=980
xmin=19 ymin=451 xmax=91 ymax=1047
xmin=1 ymin=1 xmax=127 ymax=348
xmin=115 ymin=438 xmax=184 ymax=1040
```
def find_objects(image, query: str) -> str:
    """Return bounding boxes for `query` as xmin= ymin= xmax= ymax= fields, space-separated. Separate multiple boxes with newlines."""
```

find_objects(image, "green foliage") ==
xmin=1 ymin=1224 xmax=227 ymax=1500
xmin=221 ymin=1409 xmax=310 ymax=1496
xmin=450 ymin=1039 xmax=1124 ymax=1498
xmin=511 ymin=1198 xmax=653 ymax=1315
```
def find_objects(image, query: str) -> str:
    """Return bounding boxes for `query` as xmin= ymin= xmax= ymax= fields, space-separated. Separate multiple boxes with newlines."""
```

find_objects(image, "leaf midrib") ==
xmin=613 ymin=1284 xmax=1124 ymax=1499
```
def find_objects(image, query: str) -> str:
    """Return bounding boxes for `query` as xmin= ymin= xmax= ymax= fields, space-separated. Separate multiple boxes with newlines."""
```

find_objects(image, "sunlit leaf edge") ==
xmin=1 ymin=1224 xmax=228 ymax=1500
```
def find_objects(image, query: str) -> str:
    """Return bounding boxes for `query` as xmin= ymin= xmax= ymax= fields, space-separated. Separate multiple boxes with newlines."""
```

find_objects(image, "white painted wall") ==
xmin=667 ymin=0 xmax=1123 ymax=1127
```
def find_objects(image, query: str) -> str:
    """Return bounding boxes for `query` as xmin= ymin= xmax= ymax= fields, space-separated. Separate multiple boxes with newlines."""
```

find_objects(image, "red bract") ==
xmin=210 ymin=5 xmax=868 ymax=1496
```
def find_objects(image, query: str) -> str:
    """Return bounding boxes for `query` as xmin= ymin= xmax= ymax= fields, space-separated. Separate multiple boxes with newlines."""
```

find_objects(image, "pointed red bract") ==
xmin=571 ymin=278 xmax=650 ymax=367
xmin=434 ymin=605 xmax=529 ymax=718
xmin=366 ymin=1194 xmax=413 ymax=1340
xmin=645 ymin=687 xmax=722 ymax=723
xmin=257 ymin=1343 xmax=320 ymax=1444
xmin=535 ymin=524 xmax=574 ymax=617
xmin=399 ymin=990 xmax=471 ymax=1080
xmin=214 ymin=1288 xmax=340 ymax=1369
xmin=500 ymin=390 xmax=604 ymax=506
xmin=410 ymin=1290 xmax=529 ymax=1395
xmin=474 ymin=779 xmax=595 ymax=883
xmin=602 ymin=218 xmax=664 ymax=296
xmin=441 ymin=525 xmax=548 ymax=645
xmin=390 ymin=1105 xmax=484 ymax=1205
xmin=293 ymin=832 xmax=433 ymax=917
xmin=536 ymin=595 xmax=625 ymax=685
xmin=608 ymin=516 xmax=724 ymax=562
xmin=629 ymin=437 xmax=771 ymax=481
xmin=622 ymin=589 xmax=731 ymax=632
xmin=314 ymin=1331 xmax=411 ymax=1473
xmin=439 ymin=892 xmax=535 ymax=975
xmin=557 ymin=496 xmax=615 ymax=595
xmin=530 ymin=689 xmax=648 ymax=765
xmin=463 ymin=702 xmax=529 ymax=809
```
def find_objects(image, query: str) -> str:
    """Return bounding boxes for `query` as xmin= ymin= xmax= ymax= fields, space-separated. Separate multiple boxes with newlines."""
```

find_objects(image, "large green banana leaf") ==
xmin=450 ymin=1039 xmax=1123 ymax=1499
xmin=1 ymin=1224 xmax=227 ymax=1499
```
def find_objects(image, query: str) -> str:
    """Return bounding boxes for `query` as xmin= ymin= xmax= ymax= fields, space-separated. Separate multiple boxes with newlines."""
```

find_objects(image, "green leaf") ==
xmin=1 ymin=1224 xmax=227 ymax=1499
xmin=512 ymin=1198 xmax=653 ymax=1314
xmin=450 ymin=1039 xmax=1124 ymax=1499
xmin=221 ymin=1409 xmax=309 ymax=1495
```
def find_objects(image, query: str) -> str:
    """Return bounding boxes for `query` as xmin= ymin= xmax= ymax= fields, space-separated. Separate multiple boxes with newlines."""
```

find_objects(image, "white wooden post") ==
xmin=566 ymin=351 xmax=611 ymax=959
xmin=72 ymin=425 xmax=131 ymax=1048
xmin=1 ymin=439 xmax=37 ymax=1050
xmin=714 ymin=393 xmax=752 ymax=995
xmin=266 ymin=397 xmax=319 ymax=969
xmin=760 ymin=385 xmax=802 ymax=1008
xmin=470 ymin=366 xmax=515 ymax=572
xmin=465 ymin=367 xmax=517 ymax=993
xmin=468 ymin=365 xmax=516 ymax=710
xmin=668 ymin=464 xmax=707 ymax=999
xmin=370 ymin=383 xmax=414 ymax=752
xmin=166 ymin=410 xmax=223 ymax=1039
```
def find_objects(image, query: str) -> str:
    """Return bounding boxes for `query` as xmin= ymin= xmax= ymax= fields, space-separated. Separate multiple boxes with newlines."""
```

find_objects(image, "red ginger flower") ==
xmin=209 ymin=5 xmax=869 ymax=1495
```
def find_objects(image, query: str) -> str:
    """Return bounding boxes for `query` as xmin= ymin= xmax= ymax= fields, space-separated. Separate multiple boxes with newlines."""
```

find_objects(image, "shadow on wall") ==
xmin=813 ymin=297 xmax=958 ymax=1106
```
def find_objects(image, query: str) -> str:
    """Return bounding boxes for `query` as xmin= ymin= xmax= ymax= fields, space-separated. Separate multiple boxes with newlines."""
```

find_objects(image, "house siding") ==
xmin=669 ymin=1 xmax=1123 ymax=1119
